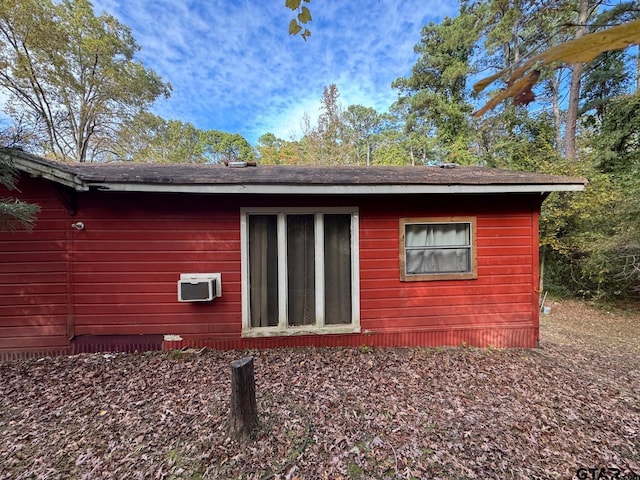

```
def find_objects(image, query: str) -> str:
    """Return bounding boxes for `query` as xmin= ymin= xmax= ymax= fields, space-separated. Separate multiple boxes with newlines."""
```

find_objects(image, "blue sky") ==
xmin=92 ymin=1 xmax=459 ymax=145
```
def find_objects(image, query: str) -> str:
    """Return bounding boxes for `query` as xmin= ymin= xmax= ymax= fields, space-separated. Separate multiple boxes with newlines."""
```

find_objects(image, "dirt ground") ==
xmin=1 ymin=299 xmax=639 ymax=480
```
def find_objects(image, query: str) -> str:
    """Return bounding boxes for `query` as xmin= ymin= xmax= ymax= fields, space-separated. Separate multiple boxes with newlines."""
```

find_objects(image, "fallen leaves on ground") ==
xmin=1 ymin=299 xmax=639 ymax=479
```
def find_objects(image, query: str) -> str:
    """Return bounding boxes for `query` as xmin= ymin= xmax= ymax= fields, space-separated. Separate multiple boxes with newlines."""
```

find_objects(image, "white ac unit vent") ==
xmin=178 ymin=273 xmax=222 ymax=302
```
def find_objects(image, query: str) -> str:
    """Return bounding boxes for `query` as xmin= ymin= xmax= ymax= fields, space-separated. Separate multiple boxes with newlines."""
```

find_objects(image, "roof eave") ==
xmin=8 ymin=154 xmax=89 ymax=191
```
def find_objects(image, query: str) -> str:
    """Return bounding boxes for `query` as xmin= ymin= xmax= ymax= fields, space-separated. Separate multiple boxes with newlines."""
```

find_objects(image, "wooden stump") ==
xmin=228 ymin=356 xmax=258 ymax=440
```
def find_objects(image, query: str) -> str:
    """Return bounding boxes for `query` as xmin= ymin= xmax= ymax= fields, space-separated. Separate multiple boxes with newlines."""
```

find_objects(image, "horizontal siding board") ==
xmin=0 ymin=283 xmax=68 ymax=295
xmin=72 ymin=253 xmax=240 ymax=265
xmin=0 ymin=293 xmax=68 ymax=306
xmin=72 ymin=240 xmax=240 ymax=252
xmin=1 ymin=240 xmax=68 ymax=251
xmin=2 ymin=252 xmax=68 ymax=263
xmin=75 ymin=230 xmax=240 ymax=241
xmin=360 ymin=239 xmax=399 ymax=250
xmin=363 ymin=293 xmax=532 ymax=309
xmin=362 ymin=312 xmax=533 ymax=330
xmin=72 ymin=313 xmax=239 ymax=325
xmin=480 ymin=245 xmax=532 ymax=255
xmin=362 ymin=263 xmax=532 ymax=279
xmin=74 ymin=272 xmax=240 ymax=284
xmin=478 ymin=264 xmax=532 ymax=275
xmin=73 ymin=302 xmax=240 ymax=316
xmin=0 ymin=335 xmax=69 ymax=349
xmin=0 ymin=324 xmax=68 ymax=337
xmin=0 ymin=315 xmax=68 ymax=327
xmin=360 ymin=275 xmax=532 ymax=290
xmin=359 ymin=227 xmax=395 ymax=238
xmin=479 ymin=255 xmax=533 ymax=266
xmin=361 ymin=285 xmax=532 ymax=301
xmin=477 ymin=216 xmax=531 ymax=227
xmin=0 ymin=305 xmax=68 ymax=316
xmin=73 ymin=282 xmax=241 ymax=295
xmin=362 ymin=302 xmax=532 ymax=320
xmin=477 ymin=236 xmax=531 ymax=246
xmin=362 ymin=315 xmax=534 ymax=331
xmin=75 ymin=322 xmax=241 ymax=336
xmin=0 ymin=261 xmax=68 ymax=273
xmin=72 ymin=262 xmax=242 ymax=274
xmin=359 ymin=248 xmax=397 ymax=260
xmin=479 ymin=226 xmax=532 ymax=236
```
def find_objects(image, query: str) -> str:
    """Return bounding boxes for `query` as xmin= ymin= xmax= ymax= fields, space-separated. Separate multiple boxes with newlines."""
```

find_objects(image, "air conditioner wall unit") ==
xmin=178 ymin=273 xmax=222 ymax=302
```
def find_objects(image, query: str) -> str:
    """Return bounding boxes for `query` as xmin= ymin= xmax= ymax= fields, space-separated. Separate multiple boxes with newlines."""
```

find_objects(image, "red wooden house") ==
xmin=0 ymin=149 xmax=585 ymax=358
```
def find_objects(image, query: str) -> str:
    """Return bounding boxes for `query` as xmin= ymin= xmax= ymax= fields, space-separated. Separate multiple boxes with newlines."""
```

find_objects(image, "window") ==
xmin=399 ymin=217 xmax=477 ymax=281
xmin=241 ymin=208 xmax=360 ymax=336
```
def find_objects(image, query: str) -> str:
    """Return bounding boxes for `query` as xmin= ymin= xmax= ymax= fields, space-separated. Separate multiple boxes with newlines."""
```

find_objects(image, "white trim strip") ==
xmin=277 ymin=213 xmax=287 ymax=327
xmin=90 ymin=182 xmax=585 ymax=194
xmin=315 ymin=213 xmax=325 ymax=328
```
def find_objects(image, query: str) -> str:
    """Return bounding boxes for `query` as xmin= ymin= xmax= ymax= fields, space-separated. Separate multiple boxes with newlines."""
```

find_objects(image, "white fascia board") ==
xmin=89 ymin=182 xmax=586 ymax=195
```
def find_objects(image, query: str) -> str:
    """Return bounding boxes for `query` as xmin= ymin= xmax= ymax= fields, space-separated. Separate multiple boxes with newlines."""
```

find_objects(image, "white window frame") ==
xmin=399 ymin=216 xmax=478 ymax=282
xmin=241 ymin=207 xmax=360 ymax=337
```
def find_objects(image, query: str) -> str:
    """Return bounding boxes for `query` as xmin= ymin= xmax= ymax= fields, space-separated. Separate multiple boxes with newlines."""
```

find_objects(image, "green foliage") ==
xmin=256 ymin=133 xmax=305 ymax=165
xmin=300 ymin=84 xmax=351 ymax=165
xmin=0 ymin=150 xmax=39 ymax=231
xmin=0 ymin=0 xmax=170 ymax=162
xmin=0 ymin=196 xmax=39 ymax=231
xmin=342 ymin=105 xmax=385 ymax=166
xmin=580 ymin=50 xmax=630 ymax=125
xmin=112 ymin=113 xmax=254 ymax=163
xmin=478 ymin=108 xmax=558 ymax=171
xmin=569 ymin=93 xmax=640 ymax=298
xmin=540 ymin=151 xmax=640 ymax=300
xmin=392 ymin=11 xmax=477 ymax=163
xmin=371 ymin=141 xmax=412 ymax=166
xmin=593 ymin=93 xmax=640 ymax=172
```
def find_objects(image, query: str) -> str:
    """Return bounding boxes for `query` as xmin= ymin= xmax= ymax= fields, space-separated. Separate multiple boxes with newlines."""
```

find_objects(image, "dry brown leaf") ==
xmin=0 ymin=299 xmax=638 ymax=479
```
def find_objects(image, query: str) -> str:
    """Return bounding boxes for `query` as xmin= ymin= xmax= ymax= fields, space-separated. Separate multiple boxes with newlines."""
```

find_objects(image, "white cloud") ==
xmin=92 ymin=0 xmax=459 ymax=144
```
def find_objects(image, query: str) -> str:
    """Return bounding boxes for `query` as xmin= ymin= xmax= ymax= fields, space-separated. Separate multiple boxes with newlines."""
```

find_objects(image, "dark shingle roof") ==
xmin=3 ymin=148 xmax=586 ymax=195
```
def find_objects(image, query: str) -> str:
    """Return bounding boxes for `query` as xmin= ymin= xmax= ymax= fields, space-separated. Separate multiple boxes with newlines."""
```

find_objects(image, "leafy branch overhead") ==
xmin=473 ymin=19 xmax=640 ymax=117
xmin=286 ymin=0 xmax=312 ymax=41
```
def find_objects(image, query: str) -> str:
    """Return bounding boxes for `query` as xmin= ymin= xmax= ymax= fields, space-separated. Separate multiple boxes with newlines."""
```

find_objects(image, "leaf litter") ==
xmin=1 ymin=298 xmax=639 ymax=479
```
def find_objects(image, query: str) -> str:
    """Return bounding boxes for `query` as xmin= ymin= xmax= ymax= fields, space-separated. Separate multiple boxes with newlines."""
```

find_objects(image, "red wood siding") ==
xmin=0 ymin=179 xmax=543 ymax=356
xmin=0 ymin=176 xmax=71 ymax=358
xmin=356 ymin=196 xmax=540 ymax=348
xmin=70 ymin=193 xmax=243 ymax=340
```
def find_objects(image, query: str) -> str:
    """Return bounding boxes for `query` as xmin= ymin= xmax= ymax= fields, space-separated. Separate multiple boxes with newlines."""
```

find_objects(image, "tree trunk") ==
xmin=366 ymin=140 xmax=371 ymax=166
xmin=564 ymin=0 xmax=589 ymax=160
xmin=636 ymin=47 xmax=640 ymax=92
xmin=552 ymin=69 xmax=563 ymax=156
xmin=228 ymin=356 xmax=258 ymax=440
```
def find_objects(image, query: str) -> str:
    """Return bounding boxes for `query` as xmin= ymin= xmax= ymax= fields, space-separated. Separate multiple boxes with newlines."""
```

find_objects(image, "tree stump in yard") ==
xmin=228 ymin=356 xmax=259 ymax=440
